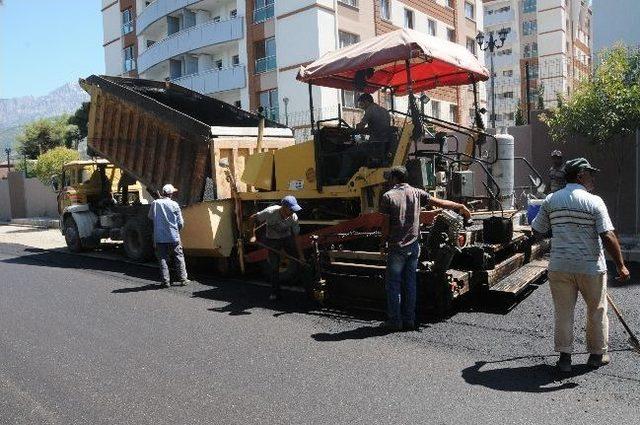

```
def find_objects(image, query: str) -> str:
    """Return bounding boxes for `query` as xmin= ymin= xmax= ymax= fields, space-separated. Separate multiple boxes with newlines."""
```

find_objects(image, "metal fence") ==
xmin=486 ymin=56 xmax=591 ymax=127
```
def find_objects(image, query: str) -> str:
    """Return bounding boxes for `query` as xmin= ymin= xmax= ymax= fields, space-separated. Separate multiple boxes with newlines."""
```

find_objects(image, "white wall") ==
xmin=103 ymin=2 xmax=121 ymax=44
xmin=104 ymin=39 xmax=124 ymax=76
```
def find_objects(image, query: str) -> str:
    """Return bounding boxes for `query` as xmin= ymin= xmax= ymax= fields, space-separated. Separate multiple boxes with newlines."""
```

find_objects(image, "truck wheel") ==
xmin=123 ymin=217 xmax=154 ymax=262
xmin=64 ymin=217 xmax=83 ymax=252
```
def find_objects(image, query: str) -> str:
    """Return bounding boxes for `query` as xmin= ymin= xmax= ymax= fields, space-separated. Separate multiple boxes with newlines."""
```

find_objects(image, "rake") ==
xmin=607 ymin=292 xmax=640 ymax=354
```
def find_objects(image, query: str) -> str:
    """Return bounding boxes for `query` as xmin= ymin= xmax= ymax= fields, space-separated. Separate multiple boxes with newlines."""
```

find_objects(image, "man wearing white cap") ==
xmin=147 ymin=183 xmax=189 ymax=287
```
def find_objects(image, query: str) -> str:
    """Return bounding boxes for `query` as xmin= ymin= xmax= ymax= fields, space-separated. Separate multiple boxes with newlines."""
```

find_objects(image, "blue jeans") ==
xmin=385 ymin=241 xmax=421 ymax=325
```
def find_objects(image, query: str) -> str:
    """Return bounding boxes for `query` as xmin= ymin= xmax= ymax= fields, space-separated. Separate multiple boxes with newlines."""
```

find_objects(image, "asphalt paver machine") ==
xmin=237 ymin=29 xmax=549 ymax=316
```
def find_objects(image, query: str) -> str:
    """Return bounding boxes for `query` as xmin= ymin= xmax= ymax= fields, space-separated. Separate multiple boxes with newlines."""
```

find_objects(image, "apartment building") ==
xmin=102 ymin=0 xmax=139 ymax=77
xmin=102 ymin=1 xmax=486 ymax=138
xmin=482 ymin=0 xmax=592 ymax=127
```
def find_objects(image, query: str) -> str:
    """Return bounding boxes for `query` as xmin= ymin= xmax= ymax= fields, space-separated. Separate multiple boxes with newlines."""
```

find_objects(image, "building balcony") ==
xmin=170 ymin=65 xmax=246 ymax=94
xmin=136 ymin=0 xmax=201 ymax=36
xmin=255 ymin=55 xmax=276 ymax=74
xmin=138 ymin=16 xmax=244 ymax=74
xmin=484 ymin=9 xmax=515 ymax=28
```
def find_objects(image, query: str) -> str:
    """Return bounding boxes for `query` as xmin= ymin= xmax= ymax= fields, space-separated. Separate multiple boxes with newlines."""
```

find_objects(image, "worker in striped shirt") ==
xmin=532 ymin=158 xmax=629 ymax=373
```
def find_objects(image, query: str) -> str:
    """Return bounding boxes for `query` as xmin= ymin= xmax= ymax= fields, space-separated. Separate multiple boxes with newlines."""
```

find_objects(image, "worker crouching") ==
xmin=249 ymin=196 xmax=305 ymax=301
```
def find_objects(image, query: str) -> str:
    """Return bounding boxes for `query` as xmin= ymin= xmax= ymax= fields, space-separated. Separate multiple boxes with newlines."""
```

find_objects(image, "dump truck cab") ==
xmin=57 ymin=159 xmax=152 ymax=259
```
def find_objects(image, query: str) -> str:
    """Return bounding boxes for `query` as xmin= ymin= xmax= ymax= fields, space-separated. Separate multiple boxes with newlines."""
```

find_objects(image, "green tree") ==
xmin=541 ymin=44 xmax=640 ymax=221
xmin=536 ymin=84 xmax=545 ymax=110
xmin=17 ymin=115 xmax=81 ymax=159
xmin=15 ymin=159 xmax=37 ymax=178
xmin=515 ymin=103 xmax=525 ymax=126
xmin=33 ymin=147 xmax=79 ymax=185
xmin=68 ymin=102 xmax=90 ymax=140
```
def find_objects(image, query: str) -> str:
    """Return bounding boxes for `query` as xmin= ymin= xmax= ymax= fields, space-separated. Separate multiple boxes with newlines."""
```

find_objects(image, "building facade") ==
xmin=482 ymin=0 xmax=592 ymax=127
xmin=102 ymin=1 xmax=486 ymax=138
xmin=102 ymin=0 xmax=139 ymax=78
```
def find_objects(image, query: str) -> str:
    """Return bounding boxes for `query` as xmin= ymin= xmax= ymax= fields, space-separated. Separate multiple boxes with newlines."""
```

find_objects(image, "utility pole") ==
xmin=476 ymin=28 xmax=509 ymax=129
xmin=525 ymin=62 xmax=531 ymax=124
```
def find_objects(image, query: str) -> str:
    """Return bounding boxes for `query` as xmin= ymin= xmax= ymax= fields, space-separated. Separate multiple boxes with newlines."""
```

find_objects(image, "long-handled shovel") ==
xmin=607 ymin=292 xmax=640 ymax=354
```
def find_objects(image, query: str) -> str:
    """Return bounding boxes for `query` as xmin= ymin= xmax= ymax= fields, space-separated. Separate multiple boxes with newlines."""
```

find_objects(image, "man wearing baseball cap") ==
xmin=532 ymin=158 xmax=629 ymax=372
xmin=379 ymin=166 xmax=472 ymax=331
xmin=249 ymin=195 xmax=304 ymax=301
xmin=548 ymin=150 xmax=566 ymax=193
xmin=147 ymin=183 xmax=189 ymax=287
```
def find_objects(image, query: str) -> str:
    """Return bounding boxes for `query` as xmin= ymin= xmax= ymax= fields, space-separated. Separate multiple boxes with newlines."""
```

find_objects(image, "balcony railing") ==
xmin=255 ymin=55 xmax=276 ymax=74
xmin=170 ymin=65 xmax=247 ymax=94
xmin=136 ymin=0 xmax=201 ymax=36
xmin=253 ymin=4 xmax=274 ymax=24
xmin=123 ymin=58 xmax=137 ymax=72
xmin=122 ymin=19 xmax=135 ymax=35
xmin=138 ymin=16 xmax=244 ymax=73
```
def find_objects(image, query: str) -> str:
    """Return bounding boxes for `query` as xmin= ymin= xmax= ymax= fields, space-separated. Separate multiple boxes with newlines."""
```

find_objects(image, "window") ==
xmin=466 ymin=37 xmax=476 ymax=55
xmin=230 ymin=9 xmax=237 ymax=19
xmin=380 ymin=0 xmax=391 ymax=20
xmin=428 ymin=19 xmax=437 ymax=36
xmin=447 ymin=28 xmax=455 ymax=42
xmin=341 ymin=90 xmax=361 ymax=108
xmin=449 ymin=104 xmax=457 ymax=122
xmin=404 ymin=9 xmax=414 ymax=29
xmin=464 ymin=2 xmax=475 ymax=20
xmin=527 ymin=64 xmax=539 ymax=79
xmin=122 ymin=9 xmax=134 ymax=35
xmin=255 ymin=37 xmax=276 ymax=73
xmin=339 ymin=31 xmax=360 ymax=48
xmin=232 ymin=55 xmax=240 ymax=66
xmin=259 ymin=89 xmax=279 ymax=121
xmin=502 ymin=91 xmax=514 ymax=99
xmin=523 ymin=0 xmax=536 ymax=13
xmin=254 ymin=0 xmax=275 ymax=23
xmin=338 ymin=0 xmax=358 ymax=7
xmin=123 ymin=45 xmax=135 ymax=72
xmin=446 ymin=0 xmax=455 ymax=8
xmin=431 ymin=101 xmax=441 ymax=118
xmin=523 ymin=44 xmax=531 ymax=58
xmin=503 ymin=69 xmax=513 ymax=77
xmin=532 ymin=42 xmax=538 ymax=57
xmin=497 ymin=48 xmax=512 ymax=56
xmin=523 ymin=20 xmax=537 ymax=36
xmin=215 ymin=59 xmax=223 ymax=70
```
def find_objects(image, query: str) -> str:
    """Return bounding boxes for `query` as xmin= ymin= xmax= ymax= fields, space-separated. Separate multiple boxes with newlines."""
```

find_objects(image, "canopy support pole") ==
xmin=308 ymin=83 xmax=315 ymax=134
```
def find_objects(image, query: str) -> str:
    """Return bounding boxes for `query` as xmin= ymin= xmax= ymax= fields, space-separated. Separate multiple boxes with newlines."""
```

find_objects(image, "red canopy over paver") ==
xmin=297 ymin=29 xmax=489 ymax=96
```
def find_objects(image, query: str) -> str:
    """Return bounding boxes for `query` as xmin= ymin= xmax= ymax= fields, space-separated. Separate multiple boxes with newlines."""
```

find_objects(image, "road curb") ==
xmin=9 ymin=218 xmax=60 ymax=229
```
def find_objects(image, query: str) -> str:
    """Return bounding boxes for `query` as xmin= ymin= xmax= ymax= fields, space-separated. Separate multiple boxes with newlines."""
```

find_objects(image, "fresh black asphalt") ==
xmin=1 ymin=242 xmax=639 ymax=424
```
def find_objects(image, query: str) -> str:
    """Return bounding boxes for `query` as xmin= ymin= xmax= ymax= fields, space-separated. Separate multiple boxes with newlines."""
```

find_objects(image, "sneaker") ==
xmin=269 ymin=293 xmax=280 ymax=301
xmin=160 ymin=281 xmax=170 ymax=288
xmin=178 ymin=279 xmax=191 ymax=286
xmin=587 ymin=353 xmax=610 ymax=368
xmin=556 ymin=353 xmax=572 ymax=373
xmin=379 ymin=320 xmax=402 ymax=332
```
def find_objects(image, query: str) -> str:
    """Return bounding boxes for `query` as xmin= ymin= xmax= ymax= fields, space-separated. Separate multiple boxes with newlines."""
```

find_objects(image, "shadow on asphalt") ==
xmin=112 ymin=284 xmax=164 ymax=293
xmin=311 ymin=325 xmax=417 ymax=341
xmin=461 ymin=360 xmax=592 ymax=393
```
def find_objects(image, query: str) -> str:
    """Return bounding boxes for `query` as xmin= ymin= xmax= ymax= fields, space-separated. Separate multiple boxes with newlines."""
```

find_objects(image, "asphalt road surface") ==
xmin=1 ymin=235 xmax=639 ymax=424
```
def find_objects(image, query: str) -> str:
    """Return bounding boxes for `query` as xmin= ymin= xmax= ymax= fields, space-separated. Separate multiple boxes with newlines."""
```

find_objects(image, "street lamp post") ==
xmin=282 ymin=97 xmax=289 ymax=126
xmin=4 ymin=147 xmax=10 ymax=172
xmin=476 ymin=28 xmax=509 ymax=128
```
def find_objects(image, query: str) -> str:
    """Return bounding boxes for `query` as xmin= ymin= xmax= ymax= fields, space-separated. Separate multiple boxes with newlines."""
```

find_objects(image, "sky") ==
xmin=0 ymin=0 xmax=104 ymax=99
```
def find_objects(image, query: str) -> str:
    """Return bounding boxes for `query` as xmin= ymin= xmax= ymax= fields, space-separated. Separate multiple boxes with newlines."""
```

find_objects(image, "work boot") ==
xmin=556 ymin=353 xmax=572 ymax=373
xmin=379 ymin=320 xmax=402 ymax=332
xmin=587 ymin=353 xmax=610 ymax=368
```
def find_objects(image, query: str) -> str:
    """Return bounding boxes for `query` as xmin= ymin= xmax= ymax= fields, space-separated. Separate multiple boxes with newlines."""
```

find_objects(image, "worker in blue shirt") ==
xmin=147 ymin=183 xmax=189 ymax=287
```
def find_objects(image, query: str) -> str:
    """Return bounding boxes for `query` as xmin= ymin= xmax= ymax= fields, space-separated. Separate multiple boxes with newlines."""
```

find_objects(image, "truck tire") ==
xmin=123 ymin=216 xmax=154 ymax=262
xmin=64 ymin=217 xmax=83 ymax=252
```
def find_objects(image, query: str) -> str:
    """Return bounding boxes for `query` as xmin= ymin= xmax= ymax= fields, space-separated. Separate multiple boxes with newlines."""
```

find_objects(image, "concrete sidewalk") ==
xmin=9 ymin=217 xmax=60 ymax=228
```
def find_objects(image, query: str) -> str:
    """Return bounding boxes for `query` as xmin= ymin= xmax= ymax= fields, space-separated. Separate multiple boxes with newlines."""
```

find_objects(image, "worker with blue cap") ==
xmin=249 ymin=195 xmax=304 ymax=301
